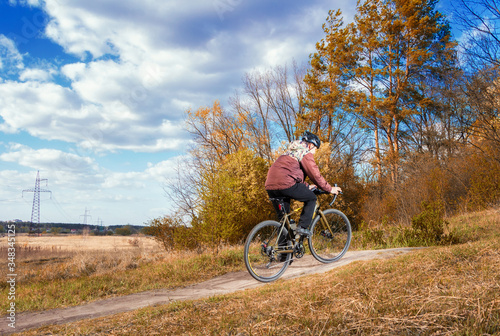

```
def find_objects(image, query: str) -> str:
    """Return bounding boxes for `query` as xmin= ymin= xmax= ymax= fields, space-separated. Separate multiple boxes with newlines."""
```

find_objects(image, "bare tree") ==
xmin=453 ymin=0 xmax=500 ymax=68
xmin=462 ymin=66 xmax=500 ymax=163
xmin=164 ymin=157 xmax=199 ymax=225
xmin=452 ymin=0 xmax=500 ymax=162
xmin=229 ymin=61 xmax=307 ymax=161
xmin=403 ymin=62 xmax=467 ymax=158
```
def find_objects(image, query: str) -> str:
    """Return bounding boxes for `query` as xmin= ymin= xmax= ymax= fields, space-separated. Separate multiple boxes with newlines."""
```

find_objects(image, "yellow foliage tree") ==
xmin=192 ymin=149 xmax=274 ymax=251
xmin=186 ymin=100 xmax=246 ymax=162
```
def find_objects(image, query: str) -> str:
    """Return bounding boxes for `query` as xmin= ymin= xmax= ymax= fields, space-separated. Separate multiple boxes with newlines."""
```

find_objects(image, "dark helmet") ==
xmin=301 ymin=131 xmax=321 ymax=149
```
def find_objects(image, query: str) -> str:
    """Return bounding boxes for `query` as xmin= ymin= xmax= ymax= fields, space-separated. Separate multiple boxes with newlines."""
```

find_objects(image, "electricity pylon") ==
xmin=22 ymin=170 xmax=52 ymax=235
xmin=80 ymin=207 xmax=92 ymax=225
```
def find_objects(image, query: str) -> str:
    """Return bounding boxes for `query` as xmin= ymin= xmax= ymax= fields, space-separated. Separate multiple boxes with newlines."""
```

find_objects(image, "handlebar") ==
xmin=311 ymin=184 xmax=341 ymax=207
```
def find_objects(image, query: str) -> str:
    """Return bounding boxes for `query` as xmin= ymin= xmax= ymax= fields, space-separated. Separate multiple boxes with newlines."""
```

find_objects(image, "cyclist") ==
xmin=265 ymin=131 xmax=342 ymax=237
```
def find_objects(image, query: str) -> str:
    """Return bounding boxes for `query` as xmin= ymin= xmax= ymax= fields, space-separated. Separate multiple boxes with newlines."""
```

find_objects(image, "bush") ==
xmin=146 ymin=216 xmax=199 ymax=252
xmin=399 ymin=201 xmax=458 ymax=246
xmin=361 ymin=145 xmax=500 ymax=228
xmin=115 ymin=226 xmax=133 ymax=236
xmin=353 ymin=202 xmax=461 ymax=249
xmin=314 ymin=142 xmax=366 ymax=230
xmin=355 ymin=220 xmax=387 ymax=249
xmin=409 ymin=202 xmax=446 ymax=244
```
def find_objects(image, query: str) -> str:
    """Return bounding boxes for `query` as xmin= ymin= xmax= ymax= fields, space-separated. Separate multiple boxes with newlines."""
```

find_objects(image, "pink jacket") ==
xmin=265 ymin=152 xmax=333 ymax=192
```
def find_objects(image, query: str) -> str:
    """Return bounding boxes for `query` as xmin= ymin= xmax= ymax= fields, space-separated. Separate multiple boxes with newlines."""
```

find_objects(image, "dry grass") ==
xmin=0 ymin=236 xmax=245 ymax=314
xmin=16 ymin=207 xmax=500 ymax=335
xmin=0 ymin=234 xmax=161 ymax=252
xmin=0 ymin=235 xmax=163 ymax=284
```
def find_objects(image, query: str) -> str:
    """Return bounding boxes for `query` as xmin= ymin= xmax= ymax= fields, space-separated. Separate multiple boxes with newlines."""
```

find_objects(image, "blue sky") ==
xmin=0 ymin=0 xmax=459 ymax=226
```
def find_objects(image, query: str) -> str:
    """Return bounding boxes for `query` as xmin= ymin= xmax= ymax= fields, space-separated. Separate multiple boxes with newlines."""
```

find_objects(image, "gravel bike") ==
xmin=244 ymin=187 xmax=352 ymax=282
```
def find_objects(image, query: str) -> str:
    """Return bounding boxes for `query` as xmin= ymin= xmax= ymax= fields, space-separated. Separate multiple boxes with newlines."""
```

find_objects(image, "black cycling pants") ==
xmin=267 ymin=183 xmax=317 ymax=229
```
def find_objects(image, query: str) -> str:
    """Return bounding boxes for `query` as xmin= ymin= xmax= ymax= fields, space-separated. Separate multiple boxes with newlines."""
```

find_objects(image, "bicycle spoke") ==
xmin=244 ymin=220 xmax=292 ymax=282
xmin=309 ymin=209 xmax=351 ymax=263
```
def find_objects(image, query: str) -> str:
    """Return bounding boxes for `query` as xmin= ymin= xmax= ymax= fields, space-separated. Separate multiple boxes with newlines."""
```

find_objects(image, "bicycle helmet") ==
xmin=301 ymin=131 xmax=321 ymax=149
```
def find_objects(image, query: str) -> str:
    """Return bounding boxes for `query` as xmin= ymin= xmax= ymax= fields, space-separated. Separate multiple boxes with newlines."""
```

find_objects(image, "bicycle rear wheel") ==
xmin=309 ymin=209 xmax=351 ymax=263
xmin=244 ymin=220 xmax=292 ymax=282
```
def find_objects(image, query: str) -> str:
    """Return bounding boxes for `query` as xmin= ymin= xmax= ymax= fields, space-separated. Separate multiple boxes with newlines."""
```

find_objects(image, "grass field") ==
xmin=4 ymin=208 xmax=500 ymax=335
xmin=0 ymin=234 xmax=162 ymax=251
xmin=0 ymin=234 xmax=245 ymax=314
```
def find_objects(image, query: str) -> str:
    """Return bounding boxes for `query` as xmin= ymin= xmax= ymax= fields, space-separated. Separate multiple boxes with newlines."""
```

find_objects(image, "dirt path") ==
xmin=1 ymin=247 xmax=419 ymax=335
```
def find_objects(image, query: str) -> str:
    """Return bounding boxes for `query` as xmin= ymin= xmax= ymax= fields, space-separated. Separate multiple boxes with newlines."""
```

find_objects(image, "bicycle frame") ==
xmin=274 ymin=211 xmax=299 ymax=256
xmin=274 ymin=192 xmax=339 ymax=257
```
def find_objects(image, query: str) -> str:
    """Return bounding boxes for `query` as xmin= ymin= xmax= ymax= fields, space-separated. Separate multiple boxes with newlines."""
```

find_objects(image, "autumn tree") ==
xmin=165 ymin=101 xmax=246 ymax=226
xmin=302 ymin=10 xmax=369 ymax=182
xmin=165 ymin=62 xmax=311 ymax=250
xmin=355 ymin=0 xmax=456 ymax=183
xmin=318 ymin=0 xmax=454 ymax=184
xmin=302 ymin=10 xmax=354 ymax=142
xmin=185 ymin=100 xmax=245 ymax=163
xmin=301 ymin=0 xmax=467 ymax=226
xmin=404 ymin=64 xmax=466 ymax=158
xmin=349 ymin=0 xmax=386 ymax=180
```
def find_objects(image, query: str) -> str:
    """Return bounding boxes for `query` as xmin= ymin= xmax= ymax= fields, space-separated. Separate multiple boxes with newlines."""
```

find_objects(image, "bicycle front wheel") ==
xmin=244 ymin=220 xmax=292 ymax=282
xmin=309 ymin=209 xmax=351 ymax=263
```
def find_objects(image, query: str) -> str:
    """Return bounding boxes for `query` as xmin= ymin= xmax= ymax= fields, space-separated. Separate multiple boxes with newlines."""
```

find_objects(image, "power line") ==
xmin=0 ymin=197 xmax=23 ymax=203
xmin=50 ymin=195 xmax=75 ymax=223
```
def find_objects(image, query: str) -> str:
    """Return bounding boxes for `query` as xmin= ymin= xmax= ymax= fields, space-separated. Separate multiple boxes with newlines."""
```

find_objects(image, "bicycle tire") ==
xmin=309 ymin=209 xmax=351 ymax=263
xmin=244 ymin=220 xmax=292 ymax=282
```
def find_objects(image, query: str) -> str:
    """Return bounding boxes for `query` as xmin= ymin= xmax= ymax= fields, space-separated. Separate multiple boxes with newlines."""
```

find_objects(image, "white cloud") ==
xmin=0 ymin=77 xmax=189 ymax=152
xmin=19 ymin=67 xmax=55 ymax=81
xmin=0 ymin=142 xmax=184 ymax=189
xmin=145 ymin=158 xmax=180 ymax=182
xmin=0 ymin=35 xmax=24 ymax=72
xmin=101 ymin=171 xmax=146 ymax=189
xmin=8 ymin=0 xmax=42 ymax=6
xmin=1 ymin=0 xmax=356 ymax=154
xmin=0 ymin=144 xmax=97 ymax=173
xmin=0 ymin=142 xmax=183 ymax=224
xmin=0 ymin=80 xmax=88 ymax=135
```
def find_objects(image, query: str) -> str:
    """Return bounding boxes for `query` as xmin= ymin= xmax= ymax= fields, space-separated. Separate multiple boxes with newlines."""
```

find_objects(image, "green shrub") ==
xmin=146 ymin=216 xmax=199 ymax=252
xmin=115 ymin=226 xmax=133 ymax=236
xmin=398 ymin=201 xmax=458 ymax=246
xmin=411 ymin=202 xmax=446 ymax=243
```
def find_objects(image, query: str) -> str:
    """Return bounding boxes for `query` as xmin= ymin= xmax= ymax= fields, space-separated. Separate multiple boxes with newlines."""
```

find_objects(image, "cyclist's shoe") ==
xmin=296 ymin=226 xmax=312 ymax=237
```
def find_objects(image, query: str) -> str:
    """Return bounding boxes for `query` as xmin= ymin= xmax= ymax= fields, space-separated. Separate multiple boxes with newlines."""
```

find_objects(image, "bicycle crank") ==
xmin=294 ymin=242 xmax=305 ymax=258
